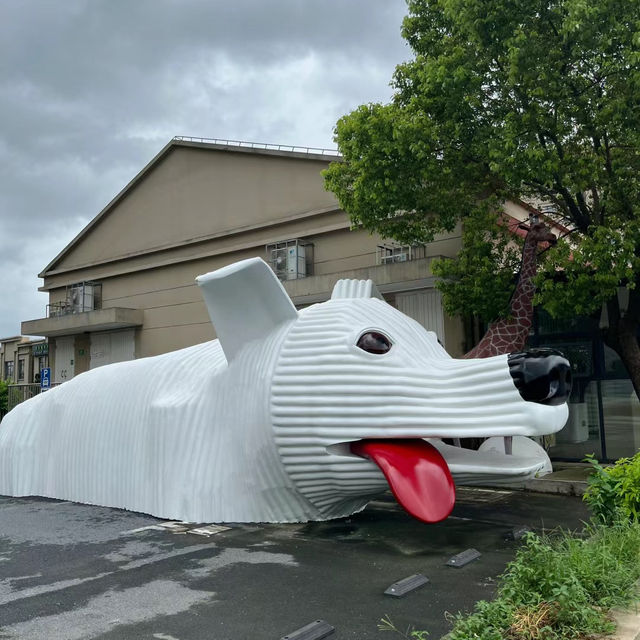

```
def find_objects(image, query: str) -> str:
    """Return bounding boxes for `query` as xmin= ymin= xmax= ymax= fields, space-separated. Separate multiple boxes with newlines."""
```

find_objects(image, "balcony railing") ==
xmin=47 ymin=282 xmax=102 ymax=318
xmin=6 ymin=383 xmax=60 ymax=413
xmin=376 ymin=244 xmax=429 ymax=265
xmin=173 ymin=136 xmax=340 ymax=157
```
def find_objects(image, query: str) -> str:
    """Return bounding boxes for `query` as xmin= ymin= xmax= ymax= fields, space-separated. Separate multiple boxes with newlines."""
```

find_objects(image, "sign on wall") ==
xmin=40 ymin=368 xmax=51 ymax=390
xmin=32 ymin=343 xmax=49 ymax=357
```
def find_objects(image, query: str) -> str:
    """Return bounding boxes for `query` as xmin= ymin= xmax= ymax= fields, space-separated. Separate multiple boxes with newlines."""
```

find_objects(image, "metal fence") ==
xmin=173 ymin=135 xmax=340 ymax=157
xmin=6 ymin=383 xmax=60 ymax=412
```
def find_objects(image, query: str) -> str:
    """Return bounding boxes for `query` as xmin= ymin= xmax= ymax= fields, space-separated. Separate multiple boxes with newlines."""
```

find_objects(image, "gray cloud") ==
xmin=0 ymin=0 xmax=409 ymax=338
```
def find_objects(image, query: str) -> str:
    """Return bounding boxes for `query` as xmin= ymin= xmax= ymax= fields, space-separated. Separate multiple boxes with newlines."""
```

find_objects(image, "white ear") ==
xmin=331 ymin=279 xmax=384 ymax=300
xmin=196 ymin=258 xmax=298 ymax=361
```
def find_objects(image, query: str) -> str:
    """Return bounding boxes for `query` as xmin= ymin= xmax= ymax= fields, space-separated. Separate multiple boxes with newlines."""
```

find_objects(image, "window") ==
xmin=18 ymin=358 xmax=25 ymax=381
xmin=35 ymin=356 xmax=47 ymax=382
xmin=4 ymin=361 xmax=14 ymax=381
xmin=376 ymin=243 xmax=428 ymax=265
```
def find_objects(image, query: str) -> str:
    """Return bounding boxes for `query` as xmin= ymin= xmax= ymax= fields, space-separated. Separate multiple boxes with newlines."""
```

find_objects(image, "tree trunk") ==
xmin=602 ymin=288 xmax=640 ymax=402
xmin=614 ymin=314 xmax=640 ymax=401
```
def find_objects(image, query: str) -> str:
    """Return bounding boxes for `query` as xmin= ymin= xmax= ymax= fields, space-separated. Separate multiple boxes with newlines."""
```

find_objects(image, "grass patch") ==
xmin=448 ymin=521 xmax=640 ymax=639
xmin=382 ymin=520 xmax=640 ymax=640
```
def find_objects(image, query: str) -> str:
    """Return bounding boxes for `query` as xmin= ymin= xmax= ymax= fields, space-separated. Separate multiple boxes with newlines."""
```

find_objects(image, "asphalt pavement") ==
xmin=0 ymin=487 xmax=591 ymax=639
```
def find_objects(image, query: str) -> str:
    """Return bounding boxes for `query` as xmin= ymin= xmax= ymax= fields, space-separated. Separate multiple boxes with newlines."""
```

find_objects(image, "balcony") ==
xmin=376 ymin=243 xmax=428 ymax=265
xmin=282 ymin=255 xmax=444 ymax=306
xmin=22 ymin=307 xmax=144 ymax=338
xmin=22 ymin=280 xmax=144 ymax=338
xmin=46 ymin=281 xmax=102 ymax=317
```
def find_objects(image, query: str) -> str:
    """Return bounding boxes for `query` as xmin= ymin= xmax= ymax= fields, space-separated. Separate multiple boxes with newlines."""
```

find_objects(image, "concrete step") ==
xmin=474 ymin=463 xmax=595 ymax=496
xmin=525 ymin=465 xmax=594 ymax=497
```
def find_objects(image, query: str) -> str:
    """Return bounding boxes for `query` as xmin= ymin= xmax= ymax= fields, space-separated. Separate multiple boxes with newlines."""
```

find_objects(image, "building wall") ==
xmin=45 ymin=240 xmax=466 ymax=363
xmin=53 ymin=146 xmax=338 ymax=273
xmin=0 ymin=338 xmax=49 ymax=384
xmin=0 ymin=338 xmax=25 ymax=381
xmin=26 ymin=141 xmax=465 ymax=376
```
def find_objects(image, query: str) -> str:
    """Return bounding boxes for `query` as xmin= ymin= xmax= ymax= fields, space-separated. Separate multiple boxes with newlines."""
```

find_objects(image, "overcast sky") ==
xmin=0 ymin=0 xmax=409 ymax=340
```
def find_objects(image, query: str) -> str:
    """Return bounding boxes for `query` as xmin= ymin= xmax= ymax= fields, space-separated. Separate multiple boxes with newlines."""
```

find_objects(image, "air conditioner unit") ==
xmin=270 ymin=248 xmax=288 ymax=279
xmin=286 ymin=245 xmax=306 ymax=280
xmin=266 ymin=240 xmax=310 ymax=281
xmin=69 ymin=284 xmax=94 ymax=313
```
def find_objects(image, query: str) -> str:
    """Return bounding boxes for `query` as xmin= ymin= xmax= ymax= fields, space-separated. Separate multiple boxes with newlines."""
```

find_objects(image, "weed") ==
xmin=583 ymin=453 xmax=640 ymax=524
xmin=378 ymin=614 xmax=430 ymax=639
xmin=446 ymin=599 xmax=514 ymax=640
xmin=508 ymin=602 xmax=558 ymax=640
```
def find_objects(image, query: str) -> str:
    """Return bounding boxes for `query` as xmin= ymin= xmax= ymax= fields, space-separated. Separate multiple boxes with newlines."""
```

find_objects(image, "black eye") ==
xmin=356 ymin=331 xmax=392 ymax=354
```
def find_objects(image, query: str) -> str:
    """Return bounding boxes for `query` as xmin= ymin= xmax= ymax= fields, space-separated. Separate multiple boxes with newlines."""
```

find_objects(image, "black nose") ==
xmin=508 ymin=348 xmax=572 ymax=406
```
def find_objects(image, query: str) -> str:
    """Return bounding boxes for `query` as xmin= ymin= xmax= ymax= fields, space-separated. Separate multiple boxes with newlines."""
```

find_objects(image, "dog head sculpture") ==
xmin=197 ymin=258 xmax=570 ymax=523
xmin=0 ymin=257 xmax=570 ymax=524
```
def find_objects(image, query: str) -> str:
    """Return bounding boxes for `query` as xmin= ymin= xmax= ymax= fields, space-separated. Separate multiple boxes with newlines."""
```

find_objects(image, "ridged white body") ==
xmin=0 ymin=258 xmax=568 ymax=523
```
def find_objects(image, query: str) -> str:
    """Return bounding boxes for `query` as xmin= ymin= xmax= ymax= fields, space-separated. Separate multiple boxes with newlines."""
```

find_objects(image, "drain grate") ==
xmin=384 ymin=574 xmax=430 ymax=597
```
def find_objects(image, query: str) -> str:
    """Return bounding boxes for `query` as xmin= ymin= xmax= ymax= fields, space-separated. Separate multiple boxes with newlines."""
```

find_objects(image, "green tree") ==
xmin=0 ymin=378 xmax=8 ymax=416
xmin=324 ymin=0 xmax=640 ymax=396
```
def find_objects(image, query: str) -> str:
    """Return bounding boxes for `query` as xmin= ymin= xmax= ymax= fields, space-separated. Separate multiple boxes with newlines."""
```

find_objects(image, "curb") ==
xmin=474 ymin=478 xmax=588 ymax=496
xmin=524 ymin=477 xmax=587 ymax=497
xmin=608 ymin=606 xmax=640 ymax=640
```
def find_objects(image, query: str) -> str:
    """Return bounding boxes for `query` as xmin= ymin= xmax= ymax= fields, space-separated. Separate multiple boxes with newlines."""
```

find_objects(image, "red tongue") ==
xmin=350 ymin=439 xmax=455 ymax=523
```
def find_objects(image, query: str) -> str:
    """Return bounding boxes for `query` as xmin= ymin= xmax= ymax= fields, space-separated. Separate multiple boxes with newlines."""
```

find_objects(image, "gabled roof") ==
xmin=40 ymin=137 xmax=341 ymax=278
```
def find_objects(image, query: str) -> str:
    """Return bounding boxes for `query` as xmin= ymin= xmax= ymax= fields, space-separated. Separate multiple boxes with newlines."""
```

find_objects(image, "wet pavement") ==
xmin=0 ymin=488 xmax=590 ymax=639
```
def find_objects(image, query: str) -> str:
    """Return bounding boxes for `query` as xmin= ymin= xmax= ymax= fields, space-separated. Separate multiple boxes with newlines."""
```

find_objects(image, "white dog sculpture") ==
xmin=0 ymin=258 xmax=569 ymax=523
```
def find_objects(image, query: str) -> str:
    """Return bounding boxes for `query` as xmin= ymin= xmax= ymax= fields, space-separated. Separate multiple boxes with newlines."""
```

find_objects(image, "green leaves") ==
xmin=0 ymin=378 xmax=8 ymax=415
xmin=325 ymin=0 xmax=640 ymax=389
xmin=432 ymin=204 xmax=522 ymax=323
xmin=584 ymin=451 xmax=640 ymax=524
xmin=537 ymin=219 xmax=640 ymax=318
xmin=323 ymin=98 xmax=485 ymax=244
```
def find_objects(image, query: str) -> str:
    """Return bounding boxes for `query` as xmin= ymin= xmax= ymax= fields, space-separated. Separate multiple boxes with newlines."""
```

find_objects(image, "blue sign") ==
xmin=41 ymin=368 xmax=51 ymax=390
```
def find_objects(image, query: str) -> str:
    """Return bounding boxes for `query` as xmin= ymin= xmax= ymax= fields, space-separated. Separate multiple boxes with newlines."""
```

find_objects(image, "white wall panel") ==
xmin=396 ymin=289 xmax=445 ymax=343
xmin=54 ymin=336 xmax=75 ymax=383
xmin=90 ymin=330 xmax=135 ymax=370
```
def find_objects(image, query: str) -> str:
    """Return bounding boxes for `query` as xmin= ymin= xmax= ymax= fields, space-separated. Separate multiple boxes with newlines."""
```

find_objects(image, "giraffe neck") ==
xmin=509 ymin=235 xmax=540 ymax=331
xmin=463 ymin=230 xmax=543 ymax=359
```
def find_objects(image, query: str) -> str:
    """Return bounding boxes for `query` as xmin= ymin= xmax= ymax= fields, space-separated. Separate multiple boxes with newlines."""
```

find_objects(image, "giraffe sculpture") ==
xmin=464 ymin=219 xmax=557 ymax=360
xmin=460 ymin=219 xmax=558 ymax=456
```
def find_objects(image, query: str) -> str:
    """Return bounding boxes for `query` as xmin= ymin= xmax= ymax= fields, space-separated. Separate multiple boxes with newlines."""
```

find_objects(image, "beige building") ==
xmin=23 ymin=136 xmax=529 ymax=382
xmin=1 ymin=336 xmax=25 ymax=382
xmin=1 ymin=336 xmax=48 ymax=384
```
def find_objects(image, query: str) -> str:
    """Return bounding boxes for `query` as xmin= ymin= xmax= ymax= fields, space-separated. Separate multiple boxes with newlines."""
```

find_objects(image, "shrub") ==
xmin=584 ymin=453 xmax=640 ymax=524
xmin=0 ymin=378 xmax=8 ymax=415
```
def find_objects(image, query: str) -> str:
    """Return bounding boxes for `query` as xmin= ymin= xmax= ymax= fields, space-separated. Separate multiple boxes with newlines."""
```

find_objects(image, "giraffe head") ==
xmin=527 ymin=220 xmax=557 ymax=246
